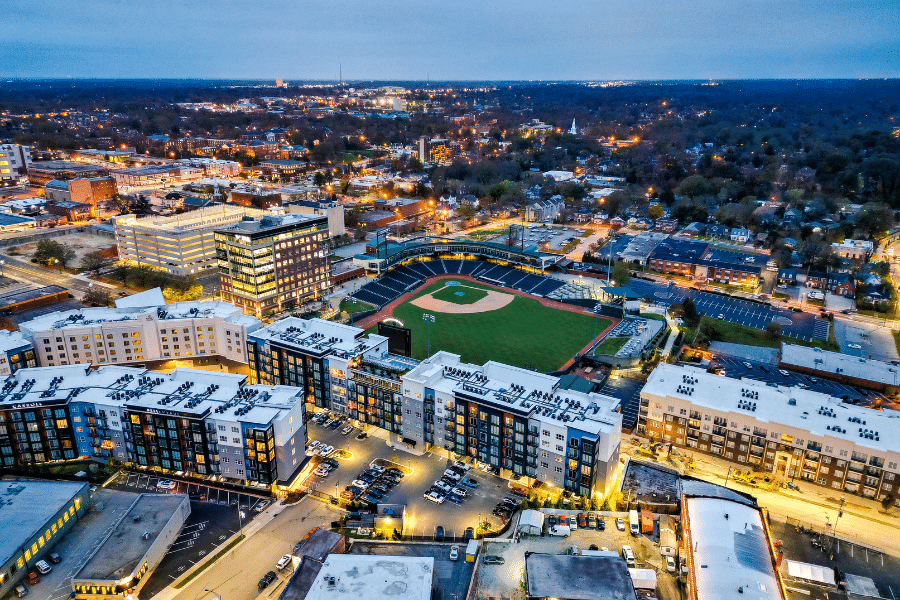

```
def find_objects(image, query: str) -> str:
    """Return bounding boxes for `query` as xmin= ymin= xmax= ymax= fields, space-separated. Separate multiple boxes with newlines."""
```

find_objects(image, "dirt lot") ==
xmin=7 ymin=233 xmax=116 ymax=263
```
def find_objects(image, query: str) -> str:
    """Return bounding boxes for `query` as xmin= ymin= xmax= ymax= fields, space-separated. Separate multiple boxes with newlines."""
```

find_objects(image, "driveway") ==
xmin=825 ymin=293 xmax=855 ymax=312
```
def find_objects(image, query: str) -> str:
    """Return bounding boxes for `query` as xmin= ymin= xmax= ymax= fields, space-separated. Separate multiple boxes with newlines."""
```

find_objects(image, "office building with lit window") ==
xmin=215 ymin=214 xmax=331 ymax=317
xmin=113 ymin=205 xmax=270 ymax=276
xmin=401 ymin=352 xmax=622 ymax=497
xmin=19 ymin=295 xmax=260 ymax=369
xmin=0 ymin=481 xmax=90 ymax=599
xmin=0 ymin=364 xmax=307 ymax=485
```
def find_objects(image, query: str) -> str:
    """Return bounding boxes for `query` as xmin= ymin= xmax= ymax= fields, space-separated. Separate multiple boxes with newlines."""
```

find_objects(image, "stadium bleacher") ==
xmin=351 ymin=257 xmax=566 ymax=307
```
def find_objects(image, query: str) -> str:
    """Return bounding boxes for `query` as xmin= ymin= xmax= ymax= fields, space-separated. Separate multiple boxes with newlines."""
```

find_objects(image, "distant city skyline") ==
xmin=1 ymin=0 xmax=898 ymax=80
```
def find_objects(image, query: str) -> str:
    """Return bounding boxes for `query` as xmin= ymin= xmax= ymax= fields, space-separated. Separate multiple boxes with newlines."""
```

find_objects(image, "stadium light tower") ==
xmin=423 ymin=313 xmax=435 ymax=357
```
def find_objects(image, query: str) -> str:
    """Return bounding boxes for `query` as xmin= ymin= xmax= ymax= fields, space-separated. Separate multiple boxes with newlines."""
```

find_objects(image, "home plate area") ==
xmin=409 ymin=282 xmax=515 ymax=314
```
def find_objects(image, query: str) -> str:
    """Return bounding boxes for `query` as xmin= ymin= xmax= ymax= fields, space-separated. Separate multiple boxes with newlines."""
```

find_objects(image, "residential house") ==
xmin=654 ymin=218 xmax=679 ymax=232
xmin=827 ymin=273 xmax=856 ymax=298
xmin=777 ymin=269 xmax=797 ymax=285
xmin=610 ymin=216 xmax=626 ymax=230
xmin=680 ymin=222 xmax=706 ymax=237
xmin=574 ymin=209 xmax=592 ymax=223
xmin=781 ymin=237 xmax=798 ymax=250
xmin=831 ymin=239 xmax=874 ymax=261
xmin=706 ymin=224 xmax=730 ymax=239
xmin=806 ymin=271 xmax=828 ymax=289
xmin=730 ymin=227 xmax=750 ymax=243
xmin=592 ymin=210 xmax=609 ymax=224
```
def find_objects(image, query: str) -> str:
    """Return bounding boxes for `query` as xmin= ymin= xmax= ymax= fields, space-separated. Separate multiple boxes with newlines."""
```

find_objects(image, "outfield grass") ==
xmin=340 ymin=298 xmax=375 ymax=314
xmin=370 ymin=280 xmax=610 ymax=371
xmin=593 ymin=336 xmax=629 ymax=356
xmin=430 ymin=285 xmax=488 ymax=305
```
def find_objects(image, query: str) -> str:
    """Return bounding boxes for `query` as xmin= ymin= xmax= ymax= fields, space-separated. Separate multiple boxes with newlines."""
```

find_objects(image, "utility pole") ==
xmin=832 ymin=496 xmax=845 ymax=556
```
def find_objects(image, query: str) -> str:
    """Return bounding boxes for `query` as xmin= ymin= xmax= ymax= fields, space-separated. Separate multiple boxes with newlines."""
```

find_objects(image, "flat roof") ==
xmin=642 ymin=363 xmax=899 ymax=455
xmin=0 ymin=285 xmax=67 ymax=307
xmin=684 ymin=497 xmax=783 ymax=600
xmin=0 ymin=480 xmax=88 ymax=567
xmin=249 ymin=317 xmax=386 ymax=361
xmin=0 ymin=329 xmax=31 ymax=352
xmin=113 ymin=205 xmax=270 ymax=233
xmin=780 ymin=343 xmax=899 ymax=386
xmin=525 ymin=553 xmax=637 ymax=600
xmin=74 ymin=494 xmax=188 ymax=581
xmin=304 ymin=554 xmax=433 ymax=600
xmin=0 ymin=213 xmax=36 ymax=226
xmin=404 ymin=351 xmax=622 ymax=435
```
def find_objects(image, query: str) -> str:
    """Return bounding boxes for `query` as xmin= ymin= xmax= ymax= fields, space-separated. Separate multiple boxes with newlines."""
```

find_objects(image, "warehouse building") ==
xmin=779 ymin=343 xmax=900 ymax=392
xmin=72 ymin=494 xmax=189 ymax=600
xmin=524 ymin=553 xmax=637 ymax=600
xmin=640 ymin=363 xmax=900 ymax=504
xmin=0 ymin=481 xmax=91 ymax=598
xmin=303 ymin=555 xmax=433 ymax=600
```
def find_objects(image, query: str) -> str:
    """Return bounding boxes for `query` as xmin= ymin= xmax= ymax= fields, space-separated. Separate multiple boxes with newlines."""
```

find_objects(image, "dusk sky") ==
xmin=3 ymin=0 xmax=898 ymax=80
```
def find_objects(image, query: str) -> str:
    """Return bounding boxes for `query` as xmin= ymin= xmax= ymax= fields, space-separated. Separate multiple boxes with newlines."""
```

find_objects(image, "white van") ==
xmin=548 ymin=525 xmax=571 ymax=537
xmin=629 ymin=510 xmax=640 ymax=536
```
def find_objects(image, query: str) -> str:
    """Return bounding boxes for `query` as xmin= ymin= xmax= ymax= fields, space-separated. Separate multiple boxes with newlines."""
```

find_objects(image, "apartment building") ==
xmin=418 ymin=137 xmax=451 ymax=165
xmin=215 ymin=214 xmax=331 ymax=317
xmin=0 ymin=364 xmax=307 ymax=485
xmin=0 ymin=144 xmax=31 ymax=184
xmin=44 ymin=177 xmax=117 ymax=206
xmin=402 ymin=352 xmax=622 ymax=497
xmin=27 ymin=161 xmax=108 ymax=187
xmin=247 ymin=317 xmax=389 ymax=409
xmin=285 ymin=199 xmax=346 ymax=236
xmin=19 ymin=297 xmax=261 ymax=368
xmin=640 ymin=363 xmax=900 ymax=505
xmin=174 ymin=157 xmax=242 ymax=177
xmin=0 ymin=330 xmax=37 ymax=375
xmin=113 ymin=205 xmax=270 ymax=275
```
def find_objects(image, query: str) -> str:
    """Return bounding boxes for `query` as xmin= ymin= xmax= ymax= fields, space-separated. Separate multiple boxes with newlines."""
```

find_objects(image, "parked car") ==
xmin=483 ymin=556 xmax=505 ymax=565
xmin=156 ymin=479 xmax=176 ymax=490
xmin=26 ymin=571 xmax=39 ymax=585
xmin=276 ymin=555 xmax=291 ymax=570
xmin=616 ymin=518 xmax=625 ymax=531
xmin=424 ymin=491 xmax=445 ymax=504
xmin=351 ymin=480 xmax=370 ymax=489
xmin=313 ymin=466 xmax=331 ymax=477
xmin=447 ymin=493 xmax=463 ymax=504
xmin=366 ymin=488 xmax=384 ymax=499
xmin=577 ymin=513 xmax=587 ymax=528
xmin=341 ymin=425 xmax=354 ymax=435
xmin=386 ymin=468 xmax=405 ymax=478
xmin=35 ymin=561 xmax=51 ymax=575
xmin=598 ymin=517 xmax=606 ymax=531
xmin=14 ymin=584 xmax=28 ymax=598
xmin=464 ymin=527 xmax=475 ymax=540
xmin=258 ymin=571 xmax=277 ymax=589
xmin=328 ymin=419 xmax=342 ymax=430
xmin=510 ymin=487 xmax=528 ymax=497
xmin=449 ymin=545 xmax=459 ymax=561
xmin=461 ymin=478 xmax=479 ymax=488
xmin=547 ymin=514 xmax=557 ymax=526
xmin=369 ymin=465 xmax=385 ymax=474
xmin=435 ymin=526 xmax=445 ymax=541
xmin=452 ymin=461 xmax=470 ymax=471
xmin=666 ymin=555 xmax=676 ymax=572
xmin=48 ymin=552 xmax=62 ymax=564
xmin=452 ymin=487 xmax=468 ymax=498
xmin=587 ymin=513 xmax=597 ymax=528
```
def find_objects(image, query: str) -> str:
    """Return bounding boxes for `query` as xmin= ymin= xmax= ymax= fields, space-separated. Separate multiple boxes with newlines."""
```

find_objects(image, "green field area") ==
xmin=430 ymin=285 xmax=489 ymax=305
xmin=593 ymin=336 xmax=629 ymax=356
xmin=682 ymin=316 xmax=839 ymax=351
xmin=369 ymin=280 xmax=611 ymax=371
xmin=340 ymin=298 xmax=375 ymax=314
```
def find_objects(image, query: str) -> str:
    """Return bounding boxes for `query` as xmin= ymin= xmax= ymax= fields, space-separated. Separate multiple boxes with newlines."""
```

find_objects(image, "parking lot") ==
xmin=599 ymin=375 xmax=644 ymax=431
xmin=304 ymin=419 xmax=516 ymax=537
xmin=627 ymin=278 xmax=828 ymax=342
xmin=349 ymin=541 xmax=475 ymax=600
xmin=770 ymin=516 xmax=900 ymax=600
xmin=519 ymin=226 xmax=586 ymax=251
xmin=705 ymin=356 xmax=888 ymax=409
xmin=105 ymin=472 xmax=268 ymax=597
xmin=473 ymin=511 xmax=683 ymax=600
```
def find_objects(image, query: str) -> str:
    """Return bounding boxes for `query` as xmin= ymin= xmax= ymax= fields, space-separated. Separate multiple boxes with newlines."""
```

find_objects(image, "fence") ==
xmin=769 ymin=511 xmax=886 ymax=554
xmin=0 ymin=225 xmax=115 ymax=248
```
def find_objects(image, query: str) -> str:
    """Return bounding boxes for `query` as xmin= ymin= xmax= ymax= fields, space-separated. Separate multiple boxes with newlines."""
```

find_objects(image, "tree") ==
xmin=648 ymin=204 xmax=664 ymax=219
xmin=682 ymin=298 xmax=699 ymax=327
xmin=855 ymin=202 xmax=894 ymax=237
xmin=611 ymin=262 xmax=631 ymax=287
xmin=80 ymin=250 xmax=110 ymax=274
xmin=881 ymin=493 xmax=894 ymax=512
xmin=83 ymin=287 xmax=111 ymax=307
xmin=32 ymin=239 xmax=76 ymax=268
xmin=766 ymin=321 xmax=782 ymax=339
xmin=457 ymin=204 xmax=477 ymax=221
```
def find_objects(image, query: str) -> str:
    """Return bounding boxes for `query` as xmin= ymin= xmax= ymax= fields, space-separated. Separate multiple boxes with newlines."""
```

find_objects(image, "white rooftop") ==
xmin=685 ymin=497 xmax=783 ymax=600
xmin=0 ymin=329 xmax=32 ymax=352
xmin=405 ymin=351 xmax=621 ymax=434
xmin=304 ymin=554 xmax=433 ymax=600
xmin=19 ymin=298 xmax=260 ymax=334
xmin=1 ymin=365 xmax=302 ymax=423
xmin=643 ymin=363 xmax=900 ymax=454
xmin=780 ymin=343 xmax=899 ymax=387
xmin=115 ymin=288 xmax=166 ymax=308
xmin=249 ymin=317 xmax=387 ymax=360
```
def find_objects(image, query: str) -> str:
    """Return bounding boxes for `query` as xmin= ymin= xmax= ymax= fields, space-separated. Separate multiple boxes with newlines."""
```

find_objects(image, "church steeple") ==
xmin=569 ymin=119 xmax=577 ymax=135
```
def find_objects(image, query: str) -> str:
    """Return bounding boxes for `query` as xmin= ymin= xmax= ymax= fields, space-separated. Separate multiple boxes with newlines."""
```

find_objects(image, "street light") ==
xmin=831 ymin=496 xmax=845 ymax=557
xmin=204 ymin=589 xmax=223 ymax=600
xmin=238 ymin=509 xmax=246 ymax=538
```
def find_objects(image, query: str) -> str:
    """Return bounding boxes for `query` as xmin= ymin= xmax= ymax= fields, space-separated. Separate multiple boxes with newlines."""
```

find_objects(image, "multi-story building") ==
xmin=0 ymin=364 xmax=307 ymax=485
xmin=0 ymin=330 xmax=37 ymax=376
xmin=247 ymin=317 xmax=389 ymax=410
xmin=174 ymin=157 xmax=242 ymax=177
xmin=831 ymin=239 xmax=873 ymax=261
xmin=418 ymin=137 xmax=451 ymax=165
xmin=0 ymin=144 xmax=31 ymax=184
xmin=113 ymin=205 xmax=270 ymax=275
xmin=26 ymin=161 xmax=108 ymax=187
xmin=19 ymin=296 xmax=261 ymax=368
xmin=216 ymin=214 xmax=331 ymax=316
xmin=402 ymin=351 xmax=622 ymax=497
xmin=285 ymin=199 xmax=346 ymax=236
xmin=44 ymin=177 xmax=118 ymax=206
xmin=110 ymin=165 xmax=185 ymax=188
xmin=640 ymin=363 xmax=900 ymax=505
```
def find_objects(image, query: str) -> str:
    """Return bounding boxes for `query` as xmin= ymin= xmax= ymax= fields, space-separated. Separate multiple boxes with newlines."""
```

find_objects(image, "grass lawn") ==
xmin=682 ymin=316 xmax=840 ymax=352
xmin=369 ymin=280 xmax=610 ymax=371
xmin=340 ymin=298 xmax=375 ymax=314
xmin=430 ymin=285 xmax=488 ymax=305
xmin=640 ymin=313 xmax=666 ymax=321
xmin=593 ymin=336 xmax=629 ymax=356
